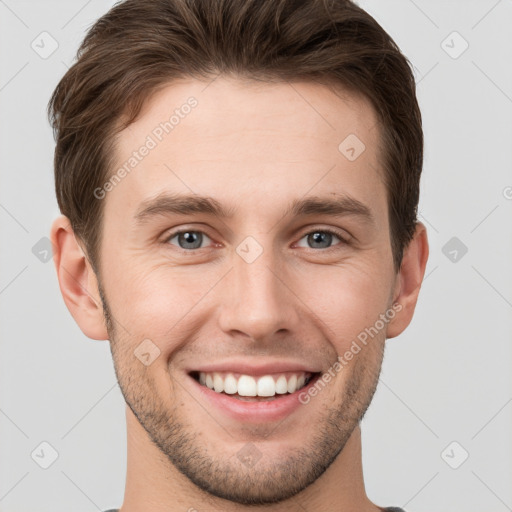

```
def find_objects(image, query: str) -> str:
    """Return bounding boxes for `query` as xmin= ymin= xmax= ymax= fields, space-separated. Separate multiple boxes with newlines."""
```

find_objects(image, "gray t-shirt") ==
xmin=103 ymin=508 xmax=407 ymax=511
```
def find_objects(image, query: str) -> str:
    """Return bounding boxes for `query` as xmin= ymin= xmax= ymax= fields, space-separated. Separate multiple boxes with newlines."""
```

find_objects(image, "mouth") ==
xmin=188 ymin=370 xmax=321 ymax=402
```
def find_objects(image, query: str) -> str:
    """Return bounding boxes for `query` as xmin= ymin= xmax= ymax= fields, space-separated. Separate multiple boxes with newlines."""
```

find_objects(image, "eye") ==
xmin=166 ymin=230 xmax=213 ymax=250
xmin=163 ymin=227 xmax=349 ymax=252
xmin=296 ymin=228 xmax=348 ymax=249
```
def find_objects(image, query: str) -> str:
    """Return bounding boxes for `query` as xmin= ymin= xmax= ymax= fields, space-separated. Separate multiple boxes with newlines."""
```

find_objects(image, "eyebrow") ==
xmin=134 ymin=193 xmax=236 ymax=224
xmin=134 ymin=192 xmax=375 ymax=227
xmin=290 ymin=195 xmax=375 ymax=226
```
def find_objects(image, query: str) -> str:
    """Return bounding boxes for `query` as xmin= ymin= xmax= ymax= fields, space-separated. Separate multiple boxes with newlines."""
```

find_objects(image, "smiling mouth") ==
xmin=189 ymin=370 xmax=321 ymax=401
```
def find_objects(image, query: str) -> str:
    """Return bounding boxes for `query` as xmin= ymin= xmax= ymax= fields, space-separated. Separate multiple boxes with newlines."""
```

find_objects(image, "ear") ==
xmin=50 ymin=215 xmax=109 ymax=340
xmin=386 ymin=222 xmax=429 ymax=338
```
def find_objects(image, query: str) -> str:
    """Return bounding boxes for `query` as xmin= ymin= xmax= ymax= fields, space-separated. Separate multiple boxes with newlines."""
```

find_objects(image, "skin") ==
xmin=51 ymin=76 xmax=429 ymax=512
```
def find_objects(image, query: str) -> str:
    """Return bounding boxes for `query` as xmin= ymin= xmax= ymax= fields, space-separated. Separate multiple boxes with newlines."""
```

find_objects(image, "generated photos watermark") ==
xmin=298 ymin=302 xmax=403 ymax=404
xmin=93 ymin=96 xmax=198 ymax=200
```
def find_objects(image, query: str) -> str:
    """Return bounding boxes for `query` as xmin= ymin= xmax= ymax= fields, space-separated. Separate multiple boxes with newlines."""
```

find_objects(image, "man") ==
xmin=49 ymin=0 xmax=428 ymax=510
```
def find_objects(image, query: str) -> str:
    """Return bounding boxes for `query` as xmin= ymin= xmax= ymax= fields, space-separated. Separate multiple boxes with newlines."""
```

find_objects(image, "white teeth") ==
xmin=237 ymin=375 xmax=257 ymax=396
xmin=275 ymin=375 xmax=288 ymax=394
xmin=257 ymin=375 xmax=275 ymax=397
xmin=287 ymin=374 xmax=297 ymax=393
xmin=196 ymin=371 xmax=313 ymax=397
xmin=213 ymin=373 xmax=224 ymax=393
xmin=223 ymin=373 xmax=238 ymax=394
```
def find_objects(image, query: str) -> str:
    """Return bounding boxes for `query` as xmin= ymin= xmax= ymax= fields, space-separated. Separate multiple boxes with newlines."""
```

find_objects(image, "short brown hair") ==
xmin=48 ymin=0 xmax=423 ymax=275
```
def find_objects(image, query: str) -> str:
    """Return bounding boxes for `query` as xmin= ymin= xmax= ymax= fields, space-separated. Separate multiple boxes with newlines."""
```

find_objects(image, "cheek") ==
xmin=102 ymin=240 xmax=394 ymax=353
xmin=296 ymin=263 xmax=392 ymax=346
xmin=103 ymin=260 xmax=219 ymax=338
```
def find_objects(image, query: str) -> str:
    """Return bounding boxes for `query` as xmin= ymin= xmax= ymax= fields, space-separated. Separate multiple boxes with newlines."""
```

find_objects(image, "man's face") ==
xmin=97 ymin=77 xmax=399 ymax=504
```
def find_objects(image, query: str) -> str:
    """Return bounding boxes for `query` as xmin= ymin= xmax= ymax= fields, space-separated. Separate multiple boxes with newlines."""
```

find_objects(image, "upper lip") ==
xmin=187 ymin=359 xmax=322 ymax=376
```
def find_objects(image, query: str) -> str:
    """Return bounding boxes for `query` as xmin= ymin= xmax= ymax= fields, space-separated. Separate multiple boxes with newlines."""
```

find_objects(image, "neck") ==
xmin=119 ymin=406 xmax=382 ymax=512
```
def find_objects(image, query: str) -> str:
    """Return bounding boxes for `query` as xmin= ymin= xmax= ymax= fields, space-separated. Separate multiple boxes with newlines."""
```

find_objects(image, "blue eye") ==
xmin=166 ymin=230 xmax=213 ymax=250
xmin=296 ymin=229 xmax=347 ymax=249
xmin=164 ymin=227 xmax=348 ymax=252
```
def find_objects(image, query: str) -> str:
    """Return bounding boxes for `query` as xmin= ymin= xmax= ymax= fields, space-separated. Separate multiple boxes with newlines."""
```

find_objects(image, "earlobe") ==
xmin=50 ymin=215 xmax=109 ymax=341
xmin=386 ymin=222 xmax=429 ymax=339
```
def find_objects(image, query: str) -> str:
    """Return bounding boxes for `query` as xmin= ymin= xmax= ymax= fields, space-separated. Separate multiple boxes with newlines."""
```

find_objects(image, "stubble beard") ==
xmin=97 ymin=280 xmax=384 ymax=506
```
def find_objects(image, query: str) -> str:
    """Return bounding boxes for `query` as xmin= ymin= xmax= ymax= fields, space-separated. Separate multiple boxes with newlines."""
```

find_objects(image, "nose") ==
xmin=217 ymin=240 xmax=301 ymax=343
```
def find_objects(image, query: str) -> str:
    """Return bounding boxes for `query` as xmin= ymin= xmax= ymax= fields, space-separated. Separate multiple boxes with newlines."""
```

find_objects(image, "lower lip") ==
xmin=188 ymin=373 xmax=321 ymax=423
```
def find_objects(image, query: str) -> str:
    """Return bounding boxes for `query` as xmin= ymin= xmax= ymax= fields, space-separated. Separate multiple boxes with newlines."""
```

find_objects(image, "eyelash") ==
xmin=294 ymin=228 xmax=350 ymax=249
xmin=163 ymin=227 xmax=350 ymax=252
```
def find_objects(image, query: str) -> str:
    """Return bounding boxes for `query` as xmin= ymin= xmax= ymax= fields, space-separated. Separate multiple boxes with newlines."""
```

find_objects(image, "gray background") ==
xmin=1 ymin=0 xmax=511 ymax=511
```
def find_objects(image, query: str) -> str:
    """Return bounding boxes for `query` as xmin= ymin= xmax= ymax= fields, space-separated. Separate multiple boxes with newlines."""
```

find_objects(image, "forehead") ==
xmin=106 ymin=76 xmax=385 ymax=223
